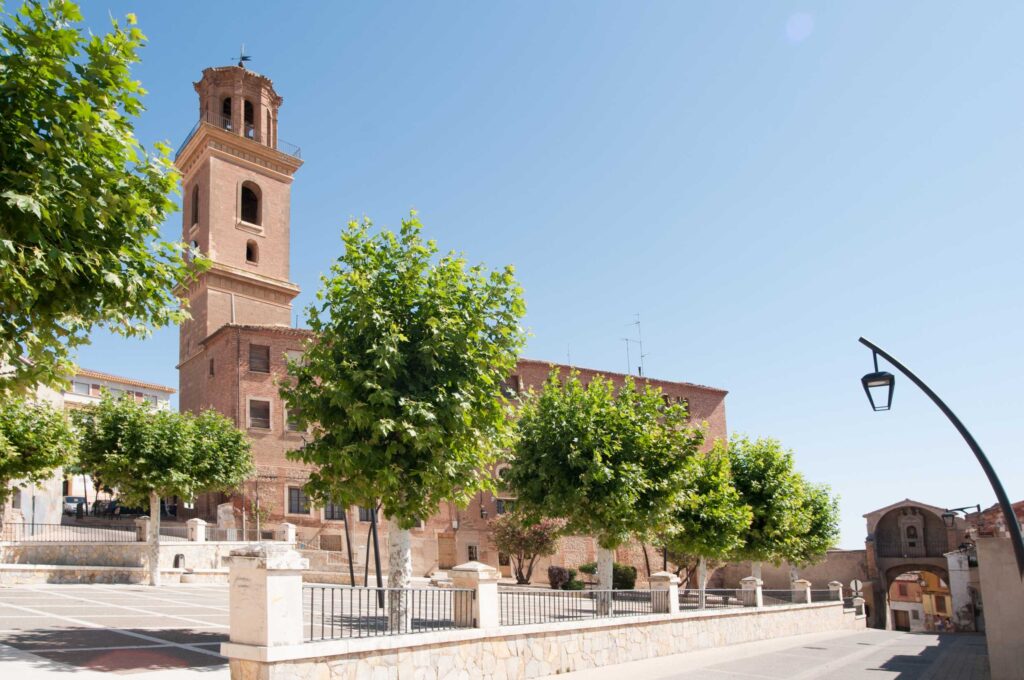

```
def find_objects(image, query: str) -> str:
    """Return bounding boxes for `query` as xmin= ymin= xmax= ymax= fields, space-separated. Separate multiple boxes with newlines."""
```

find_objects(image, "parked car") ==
xmin=63 ymin=496 xmax=86 ymax=515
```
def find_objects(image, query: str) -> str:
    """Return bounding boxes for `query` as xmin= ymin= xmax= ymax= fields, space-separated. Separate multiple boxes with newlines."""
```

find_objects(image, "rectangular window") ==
xmin=249 ymin=344 xmax=270 ymax=373
xmin=285 ymin=407 xmax=301 ymax=432
xmin=358 ymin=506 xmax=376 ymax=522
xmin=285 ymin=349 xmax=304 ymax=372
xmin=209 ymin=358 xmax=215 ymax=377
xmin=146 ymin=395 xmax=158 ymax=406
xmin=287 ymin=487 xmax=309 ymax=514
xmin=911 ymin=609 xmax=920 ymax=620
xmin=935 ymin=595 xmax=946 ymax=613
xmin=249 ymin=399 xmax=271 ymax=429
xmin=467 ymin=545 xmax=479 ymax=561
xmin=898 ymin=583 xmax=908 ymax=597
xmin=498 ymin=552 xmax=510 ymax=566
xmin=496 ymin=499 xmax=514 ymax=515
xmin=72 ymin=381 xmax=90 ymax=395
xmin=324 ymin=502 xmax=345 ymax=521
xmin=500 ymin=375 xmax=521 ymax=398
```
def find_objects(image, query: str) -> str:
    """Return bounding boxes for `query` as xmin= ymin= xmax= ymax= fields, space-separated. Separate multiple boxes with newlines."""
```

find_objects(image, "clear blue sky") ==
xmin=72 ymin=2 xmax=1024 ymax=549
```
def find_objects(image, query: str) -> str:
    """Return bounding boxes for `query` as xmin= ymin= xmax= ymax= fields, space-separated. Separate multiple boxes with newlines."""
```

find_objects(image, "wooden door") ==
xmin=437 ymin=534 xmax=457 ymax=569
xmin=893 ymin=609 xmax=910 ymax=631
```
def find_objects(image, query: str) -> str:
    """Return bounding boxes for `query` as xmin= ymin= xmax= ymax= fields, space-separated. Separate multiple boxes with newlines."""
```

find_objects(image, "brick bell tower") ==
xmin=174 ymin=65 xmax=303 ymax=416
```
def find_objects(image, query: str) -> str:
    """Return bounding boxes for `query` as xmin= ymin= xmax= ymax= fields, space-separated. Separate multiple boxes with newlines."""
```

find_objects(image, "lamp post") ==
xmin=858 ymin=337 xmax=1024 ymax=578
xmin=941 ymin=505 xmax=981 ymax=530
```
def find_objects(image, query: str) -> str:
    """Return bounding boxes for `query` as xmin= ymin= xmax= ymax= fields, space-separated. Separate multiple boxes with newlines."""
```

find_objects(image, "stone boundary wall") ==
xmin=1 ymin=541 xmax=257 ymax=570
xmin=225 ymin=601 xmax=862 ymax=680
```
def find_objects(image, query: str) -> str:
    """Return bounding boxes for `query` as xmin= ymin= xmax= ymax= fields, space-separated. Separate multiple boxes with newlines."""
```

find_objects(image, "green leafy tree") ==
xmin=74 ymin=395 xmax=252 ymax=585
xmin=664 ymin=448 xmax=752 ymax=588
xmin=724 ymin=435 xmax=811 ymax=577
xmin=0 ymin=394 xmax=76 ymax=524
xmin=788 ymin=481 xmax=841 ymax=567
xmin=489 ymin=514 xmax=562 ymax=584
xmin=506 ymin=371 xmax=704 ymax=598
xmin=281 ymin=214 xmax=525 ymax=626
xmin=0 ymin=0 xmax=204 ymax=391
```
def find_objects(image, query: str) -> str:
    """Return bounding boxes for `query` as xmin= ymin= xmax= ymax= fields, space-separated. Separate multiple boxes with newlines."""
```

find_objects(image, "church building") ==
xmin=174 ymin=64 xmax=729 ymax=582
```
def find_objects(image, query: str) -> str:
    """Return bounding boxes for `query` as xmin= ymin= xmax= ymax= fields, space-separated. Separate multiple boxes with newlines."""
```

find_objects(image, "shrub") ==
xmin=548 ymin=566 xmax=571 ymax=590
xmin=575 ymin=561 xmax=636 ymax=589
xmin=564 ymin=578 xmax=585 ymax=590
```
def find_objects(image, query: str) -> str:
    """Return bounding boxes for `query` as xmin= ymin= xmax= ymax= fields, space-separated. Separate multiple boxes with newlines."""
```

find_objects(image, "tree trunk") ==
xmin=596 ymin=546 xmax=614 ymax=615
xmin=640 ymin=543 xmax=652 ymax=578
xmin=789 ymin=564 xmax=799 ymax=584
xmin=698 ymin=557 xmax=707 ymax=609
xmin=148 ymin=491 xmax=161 ymax=587
xmin=752 ymin=561 xmax=762 ymax=580
xmin=387 ymin=521 xmax=412 ymax=632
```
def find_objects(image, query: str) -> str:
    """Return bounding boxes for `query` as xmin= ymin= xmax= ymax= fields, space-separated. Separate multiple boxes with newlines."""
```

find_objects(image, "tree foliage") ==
xmin=281 ymin=214 xmax=526 ymax=529
xmin=724 ymin=435 xmax=813 ymax=565
xmin=73 ymin=395 xmax=252 ymax=506
xmin=506 ymin=371 xmax=704 ymax=551
xmin=789 ymin=481 xmax=841 ymax=566
xmin=665 ymin=448 xmax=752 ymax=561
xmin=489 ymin=514 xmax=562 ymax=584
xmin=0 ymin=0 xmax=203 ymax=391
xmin=0 ymin=394 xmax=76 ymax=505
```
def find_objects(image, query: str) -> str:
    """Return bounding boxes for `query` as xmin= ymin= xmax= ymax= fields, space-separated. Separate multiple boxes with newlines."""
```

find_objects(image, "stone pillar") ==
xmin=828 ymin=580 xmax=844 ymax=602
xmin=186 ymin=518 xmax=207 ymax=543
xmin=224 ymin=543 xmax=308 ymax=647
xmin=792 ymin=578 xmax=812 ymax=604
xmin=134 ymin=516 xmax=150 ymax=542
xmin=276 ymin=522 xmax=296 ymax=544
xmin=740 ymin=576 xmax=763 ymax=607
xmin=449 ymin=561 xmax=500 ymax=629
xmin=852 ymin=596 xmax=865 ymax=616
xmin=650 ymin=571 xmax=680 ymax=614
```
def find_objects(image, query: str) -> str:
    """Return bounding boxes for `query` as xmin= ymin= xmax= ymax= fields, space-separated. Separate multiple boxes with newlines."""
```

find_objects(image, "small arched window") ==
xmin=244 ymin=100 xmax=255 ymax=139
xmin=245 ymin=240 xmax=259 ymax=264
xmin=221 ymin=97 xmax=232 ymax=129
xmin=240 ymin=182 xmax=261 ymax=225
xmin=906 ymin=526 xmax=918 ymax=539
xmin=190 ymin=185 xmax=199 ymax=226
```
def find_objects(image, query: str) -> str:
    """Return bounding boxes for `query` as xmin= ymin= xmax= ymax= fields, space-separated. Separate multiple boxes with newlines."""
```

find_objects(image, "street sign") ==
xmin=850 ymin=578 xmax=863 ymax=594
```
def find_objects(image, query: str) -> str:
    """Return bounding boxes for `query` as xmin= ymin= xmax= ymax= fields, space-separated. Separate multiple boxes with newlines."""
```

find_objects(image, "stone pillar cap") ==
xmin=740 ymin=576 xmax=763 ymax=586
xmin=792 ymin=578 xmax=812 ymax=586
xmin=828 ymin=580 xmax=843 ymax=587
xmin=450 ymin=561 xmax=500 ymax=580
xmin=225 ymin=543 xmax=309 ymax=571
xmin=186 ymin=517 xmax=207 ymax=525
xmin=650 ymin=571 xmax=681 ymax=584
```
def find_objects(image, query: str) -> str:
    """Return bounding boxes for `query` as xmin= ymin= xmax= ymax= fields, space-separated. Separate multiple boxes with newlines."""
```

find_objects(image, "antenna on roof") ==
xmin=622 ymin=313 xmax=649 ymax=377
xmin=236 ymin=44 xmax=252 ymax=68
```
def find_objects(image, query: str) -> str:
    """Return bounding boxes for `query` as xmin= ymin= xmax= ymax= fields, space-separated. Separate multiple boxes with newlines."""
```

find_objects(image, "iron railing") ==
xmin=873 ymin=538 xmax=949 ymax=558
xmin=175 ymin=113 xmax=302 ymax=159
xmin=811 ymin=589 xmax=841 ymax=603
xmin=679 ymin=588 xmax=749 ymax=610
xmin=761 ymin=589 xmax=797 ymax=607
xmin=304 ymin=585 xmax=473 ymax=640
xmin=1 ymin=522 xmax=138 ymax=542
xmin=498 ymin=588 xmax=663 ymax=626
xmin=158 ymin=525 xmax=189 ymax=542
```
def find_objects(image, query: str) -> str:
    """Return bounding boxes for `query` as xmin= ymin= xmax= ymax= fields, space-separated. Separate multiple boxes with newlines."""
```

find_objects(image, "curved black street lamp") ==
xmin=942 ymin=504 xmax=981 ymax=530
xmin=858 ymin=337 xmax=1024 ymax=579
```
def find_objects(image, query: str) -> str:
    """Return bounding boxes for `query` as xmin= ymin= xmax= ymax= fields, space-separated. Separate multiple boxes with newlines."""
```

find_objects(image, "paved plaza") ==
xmin=0 ymin=584 xmax=991 ymax=680
xmin=544 ymin=628 xmax=990 ymax=680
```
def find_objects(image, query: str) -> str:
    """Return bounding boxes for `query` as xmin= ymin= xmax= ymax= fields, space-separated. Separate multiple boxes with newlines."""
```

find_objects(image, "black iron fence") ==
xmin=761 ymin=589 xmax=797 ymax=606
xmin=811 ymin=589 xmax=840 ymax=603
xmin=679 ymin=588 xmax=748 ymax=610
xmin=1 ymin=522 xmax=137 ymax=543
xmin=158 ymin=525 xmax=189 ymax=542
xmin=304 ymin=585 xmax=474 ymax=641
xmin=498 ymin=588 xmax=663 ymax=626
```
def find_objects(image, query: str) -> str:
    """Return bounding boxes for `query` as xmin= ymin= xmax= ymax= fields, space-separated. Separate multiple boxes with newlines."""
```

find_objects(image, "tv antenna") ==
xmin=621 ymin=313 xmax=649 ymax=377
xmin=236 ymin=44 xmax=252 ymax=68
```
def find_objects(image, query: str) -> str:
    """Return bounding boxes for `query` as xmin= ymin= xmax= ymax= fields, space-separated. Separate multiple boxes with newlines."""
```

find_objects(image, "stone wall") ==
xmin=2 ymin=541 xmax=254 ymax=570
xmin=225 ymin=602 xmax=862 ymax=680
xmin=713 ymin=549 xmax=868 ymax=592
xmin=976 ymin=537 xmax=1024 ymax=680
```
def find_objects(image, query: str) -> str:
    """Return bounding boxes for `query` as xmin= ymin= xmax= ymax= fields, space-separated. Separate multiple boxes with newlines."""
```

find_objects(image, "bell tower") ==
xmin=175 ymin=65 xmax=303 ymax=404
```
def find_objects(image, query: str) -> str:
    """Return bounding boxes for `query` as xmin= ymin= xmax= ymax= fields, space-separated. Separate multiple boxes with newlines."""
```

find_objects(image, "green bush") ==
xmin=575 ymin=561 xmax=636 ymax=589
xmin=547 ymin=566 xmax=571 ymax=590
xmin=564 ymin=578 xmax=585 ymax=590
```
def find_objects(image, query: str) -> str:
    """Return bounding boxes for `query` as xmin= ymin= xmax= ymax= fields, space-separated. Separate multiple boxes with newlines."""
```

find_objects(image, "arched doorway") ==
xmin=885 ymin=565 xmax=952 ymax=633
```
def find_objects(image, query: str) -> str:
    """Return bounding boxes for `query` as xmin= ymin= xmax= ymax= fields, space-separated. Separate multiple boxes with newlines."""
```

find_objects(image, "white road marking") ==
xmin=0 ymin=599 xmax=224 ymax=660
xmin=24 ymin=587 xmax=228 ymax=630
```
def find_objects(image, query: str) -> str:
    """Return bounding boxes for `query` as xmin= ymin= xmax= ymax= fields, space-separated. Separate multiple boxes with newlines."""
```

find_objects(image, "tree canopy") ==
xmin=73 ymin=394 xmax=252 ymax=507
xmin=725 ymin=435 xmax=814 ymax=565
xmin=788 ymin=481 xmax=841 ymax=566
xmin=281 ymin=214 xmax=526 ymax=530
xmin=664 ymin=447 xmax=752 ymax=562
xmin=0 ymin=394 xmax=76 ymax=507
xmin=489 ymin=514 xmax=562 ymax=584
xmin=0 ymin=0 xmax=202 ymax=391
xmin=506 ymin=371 xmax=704 ymax=551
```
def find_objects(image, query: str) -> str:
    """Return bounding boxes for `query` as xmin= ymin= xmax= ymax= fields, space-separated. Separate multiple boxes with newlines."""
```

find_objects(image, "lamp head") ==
xmin=862 ymin=371 xmax=895 ymax=411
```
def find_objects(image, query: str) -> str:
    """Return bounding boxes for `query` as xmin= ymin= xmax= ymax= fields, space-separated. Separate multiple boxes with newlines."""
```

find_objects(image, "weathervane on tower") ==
xmin=236 ymin=44 xmax=251 ymax=68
